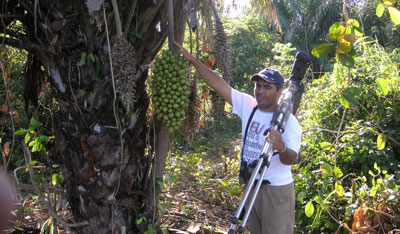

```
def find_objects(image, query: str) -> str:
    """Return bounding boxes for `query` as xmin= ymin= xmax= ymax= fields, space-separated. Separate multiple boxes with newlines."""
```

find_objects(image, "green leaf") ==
xmin=88 ymin=53 xmax=96 ymax=63
xmin=377 ymin=133 xmax=386 ymax=150
xmin=313 ymin=195 xmax=323 ymax=205
xmin=320 ymin=162 xmax=333 ymax=177
xmin=28 ymin=140 xmax=35 ymax=147
xmin=38 ymin=135 xmax=50 ymax=141
xmin=15 ymin=129 xmax=28 ymax=135
xmin=52 ymin=174 xmax=58 ymax=186
xmin=136 ymin=217 xmax=144 ymax=225
xmin=353 ymin=26 xmax=364 ymax=37
xmin=338 ymin=53 xmax=355 ymax=68
xmin=329 ymin=22 xmax=341 ymax=41
xmin=341 ymin=87 xmax=361 ymax=107
xmin=388 ymin=7 xmax=400 ymax=25
xmin=221 ymin=180 xmax=229 ymax=187
xmin=297 ymin=191 xmax=307 ymax=203
xmin=311 ymin=43 xmax=335 ymax=58
xmin=30 ymin=117 xmax=37 ymax=127
xmin=384 ymin=0 xmax=394 ymax=5
xmin=369 ymin=170 xmax=375 ymax=177
xmin=30 ymin=117 xmax=42 ymax=127
xmin=333 ymin=167 xmax=343 ymax=178
xmin=319 ymin=142 xmax=332 ymax=150
xmin=339 ymin=96 xmax=351 ymax=108
xmin=77 ymin=52 xmax=87 ymax=66
xmin=376 ymin=4 xmax=385 ymax=17
xmin=335 ymin=182 xmax=344 ymax=196
xmin=376 ymin=78 xmax=389 ymax=95
xmin=25 ymin=133 xmax=31 ymax=143
xmin=305 ymin=201 xmax=314 ymax=217
xmin=374 ymin=162 xmax=381 ymax=173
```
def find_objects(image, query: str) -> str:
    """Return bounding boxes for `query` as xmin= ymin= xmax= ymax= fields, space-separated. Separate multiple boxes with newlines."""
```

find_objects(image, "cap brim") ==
xmin=251 ymin=74 xmax=278 ymax=83
xmin=250 ymin=74 xmax=262 ymax=82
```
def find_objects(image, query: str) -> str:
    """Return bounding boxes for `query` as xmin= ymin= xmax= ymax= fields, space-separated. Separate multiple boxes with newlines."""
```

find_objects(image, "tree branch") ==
xmin=0 ymin=36 xmax=36 ymax=50
xmin=22 ymin=142 xmax=88 ymax=228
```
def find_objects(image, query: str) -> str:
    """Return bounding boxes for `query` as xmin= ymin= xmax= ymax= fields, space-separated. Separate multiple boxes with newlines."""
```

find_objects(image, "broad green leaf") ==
xmin=15 ymin=129 xmax=28 ymax=135
xmin=30 ymin=117 xmax=37 ymax=127
xmin=313 ymin=195 xmax=323 ymax=205
xmin=221 ymin=180 xmax=229 ymax=187
xmin=384 ymin=0 xmax=395 ymax=5
xmin=311 ymin=43 xmax=335 ymax=58
xmin=305 ymin=201 xmax=314 ymax=217
xmin=377 ymin=133 xmax=386 ymax=150
xmin=376 ymin=78 xmax=389 ymax=96
xmin=28 ymin=140 xmax=35 ymax=147
xmin=339 ymin=96 xmax=351 ymax=108
xmin=353 ymin=26 xmax=364 ymax=37
xmin=335 ymin=182 xmax=344 ymax=196
xmin=376 ymin=4 xmax=385 ymax=17
xmin=341 ymin=87 xmax=361 ymax=107
xmin=136 ymin=217 xmax=144 ymax=225
xmin=329 ymin=22 xmax=341 ymax=41
xmin=25 ymin=133 xmax=31 ymax=143
xmin=388 ymin=7 xmax=400 ymax=25
xmin=319 ymin=142 xmax=332 ymax=150
xmin=333 ymin=167 xmax=344 ymax=178
xmin=88 ymin=53 xmax=96 ymax=63
xmin=320 ymin=162 xmax=333 ymax=177
xmin=38 ymin=135 xmax=50 ymax=141
xmin=338 ymin=53 xmax=355 ymax=68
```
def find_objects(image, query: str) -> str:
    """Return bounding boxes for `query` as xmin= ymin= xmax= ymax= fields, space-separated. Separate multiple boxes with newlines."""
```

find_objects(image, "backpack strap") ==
xmin=241 ymin=105 xmax=258 ymax=162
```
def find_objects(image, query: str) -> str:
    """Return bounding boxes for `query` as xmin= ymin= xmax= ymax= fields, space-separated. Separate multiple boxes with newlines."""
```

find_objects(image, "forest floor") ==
xmin=7 ymin=118 xmax=244 ymax=234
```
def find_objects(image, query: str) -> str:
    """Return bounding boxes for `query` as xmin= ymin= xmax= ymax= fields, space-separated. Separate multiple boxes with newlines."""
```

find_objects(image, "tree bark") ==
xmin=0 ymin=0 xmax=188 ymax=233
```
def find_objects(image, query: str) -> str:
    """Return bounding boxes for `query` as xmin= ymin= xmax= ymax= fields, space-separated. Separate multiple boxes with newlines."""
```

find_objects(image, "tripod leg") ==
xmin=238 ymin=165 xmax=269 ymax=233
xmin=228 ymin=157 xmax=265 ymax=233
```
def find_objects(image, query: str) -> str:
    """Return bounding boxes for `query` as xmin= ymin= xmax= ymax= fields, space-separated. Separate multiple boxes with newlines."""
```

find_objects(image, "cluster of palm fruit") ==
xmin=151 ymin=50 xmax=190 ymax=133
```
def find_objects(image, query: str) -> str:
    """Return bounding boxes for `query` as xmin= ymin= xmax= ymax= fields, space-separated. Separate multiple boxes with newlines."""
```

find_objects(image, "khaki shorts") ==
xmin=246 ymin=182 xmax=295 ymax=234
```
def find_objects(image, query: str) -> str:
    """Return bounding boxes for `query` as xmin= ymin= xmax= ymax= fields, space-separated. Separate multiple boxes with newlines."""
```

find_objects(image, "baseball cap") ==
xmin=250 ymin=68 xmax=284 ymax=87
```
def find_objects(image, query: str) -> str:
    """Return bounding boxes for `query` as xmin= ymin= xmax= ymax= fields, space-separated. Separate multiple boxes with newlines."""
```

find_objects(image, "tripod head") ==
xmin=289 ymin=52 xmax=312 ymax=85
xmin=270 ymin=52 xmax=311 ymax=133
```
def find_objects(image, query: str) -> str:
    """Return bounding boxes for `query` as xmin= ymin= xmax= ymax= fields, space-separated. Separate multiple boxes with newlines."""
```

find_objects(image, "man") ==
xmin=174 ymin=42 xmax=301 ymax=234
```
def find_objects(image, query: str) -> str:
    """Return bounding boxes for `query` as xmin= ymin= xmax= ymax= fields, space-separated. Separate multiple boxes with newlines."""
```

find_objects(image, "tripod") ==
xmin=228 ymin=52 xmax=311 ymax=234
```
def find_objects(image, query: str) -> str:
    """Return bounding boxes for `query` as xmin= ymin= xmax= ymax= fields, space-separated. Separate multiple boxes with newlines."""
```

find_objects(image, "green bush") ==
xmin=295 ymin=38 xmax=400 ymax=233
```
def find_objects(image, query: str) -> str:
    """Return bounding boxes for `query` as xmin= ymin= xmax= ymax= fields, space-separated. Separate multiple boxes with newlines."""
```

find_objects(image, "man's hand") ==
xmin=173 ymin=41 xmax=195 ymax=62
xmin=265 ymin=129 xmax=285 ymax=151
xmin=266 ymin=129 xmax=297 ymax=165
xmin=173 ymin=41 xmax=232 ymax=105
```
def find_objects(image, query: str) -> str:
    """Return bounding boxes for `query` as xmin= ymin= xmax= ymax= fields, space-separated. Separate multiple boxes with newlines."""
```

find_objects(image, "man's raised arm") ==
xmin=174 ymin=41 xmax=232 ymax=105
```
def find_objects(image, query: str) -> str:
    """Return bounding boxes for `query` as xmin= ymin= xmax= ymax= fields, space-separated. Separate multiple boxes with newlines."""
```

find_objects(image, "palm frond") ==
xmin=250 ymin=0 xmax=282 ymax=33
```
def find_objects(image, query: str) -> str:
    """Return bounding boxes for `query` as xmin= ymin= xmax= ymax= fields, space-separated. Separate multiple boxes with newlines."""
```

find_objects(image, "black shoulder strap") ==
xmin=241 ymin=105 xmax=258 ymax=162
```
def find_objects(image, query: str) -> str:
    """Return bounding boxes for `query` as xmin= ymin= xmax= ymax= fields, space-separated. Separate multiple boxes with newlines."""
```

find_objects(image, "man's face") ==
xmin=254 ymin=79 xmax=282 ymax=112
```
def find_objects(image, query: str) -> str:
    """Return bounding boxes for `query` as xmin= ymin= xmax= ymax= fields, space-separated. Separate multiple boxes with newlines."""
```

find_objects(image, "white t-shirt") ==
xmin=231 ymin=88 xmax=302 ymax=186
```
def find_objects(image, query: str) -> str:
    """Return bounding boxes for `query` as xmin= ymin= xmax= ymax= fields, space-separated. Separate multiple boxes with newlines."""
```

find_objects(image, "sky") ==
xmin=223 ymin=0 xmax=250 ymax=17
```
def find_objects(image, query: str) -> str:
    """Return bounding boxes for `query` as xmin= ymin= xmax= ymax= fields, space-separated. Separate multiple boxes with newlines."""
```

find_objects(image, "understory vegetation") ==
xmin=1 ymin=1 xmax=400 ymax=234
